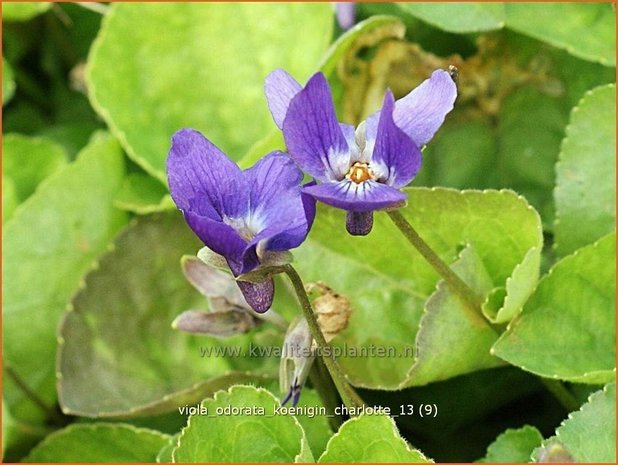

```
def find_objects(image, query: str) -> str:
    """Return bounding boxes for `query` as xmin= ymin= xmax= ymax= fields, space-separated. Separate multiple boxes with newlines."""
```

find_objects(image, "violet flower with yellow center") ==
xmin=265 ymin=68 xmax=457 ymax=235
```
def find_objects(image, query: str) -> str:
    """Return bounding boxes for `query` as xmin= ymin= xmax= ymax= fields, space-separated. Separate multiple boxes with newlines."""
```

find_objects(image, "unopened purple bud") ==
xmin=346 ymin=211 xmax=373 ymax=236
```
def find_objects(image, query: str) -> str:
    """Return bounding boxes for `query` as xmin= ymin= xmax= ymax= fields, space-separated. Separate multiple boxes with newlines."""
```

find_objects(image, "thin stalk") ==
xmin=5 ymin=365 xmax=66 ymax=426
xmin=283 ymin=264 xmax=365 ymax=410
xmin=308 ymin=358 xmax=344 ymax=429
xmin=386 ymin=209 xmax=487 ymax=327
xmin=541 ymin=379 xmax=579 ymax=412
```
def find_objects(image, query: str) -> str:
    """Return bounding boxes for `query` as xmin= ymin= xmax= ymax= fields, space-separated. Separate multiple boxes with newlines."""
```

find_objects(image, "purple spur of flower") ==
xmin=264 ymin=68 xmax=457 ymax=235
xmin=334 ymin=2 xmax=357 ymax=30
xmin=167 ymin=128 xmax=316 ymax=313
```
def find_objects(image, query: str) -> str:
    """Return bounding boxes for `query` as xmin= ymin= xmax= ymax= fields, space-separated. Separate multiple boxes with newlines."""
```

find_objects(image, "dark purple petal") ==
xmin=184 ymin=211 xmax=258 ymax=274
xmin=371 ymin=90 xmax=422 ymax=188
xmin=242 ymin=152 xmax=313 ymax=258
xmin=335 ymin=2 xmax=357 ymax=30
xmin=393 ymin=69 xmax=457 ymax=147
xmin=265 ymin=69 xmax=302 ymax=129
xmin=301 ymin=180 xmax=317 ymax=233
xmin=237 ymin=279 xmax=274 ymax=313
xmin=283 ymin=73 xmax=350 ymax=181
xmin=303 ymin=180 xmax=407 ymax=212
xmin=167 ymin=128 xmax=248 ymax=219
xmin=346 ymin=211 xmax=374 ymax=236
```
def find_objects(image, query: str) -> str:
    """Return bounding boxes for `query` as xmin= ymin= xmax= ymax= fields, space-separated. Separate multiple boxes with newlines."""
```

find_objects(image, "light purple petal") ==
xmin=282 ymin=73 xmax=350 ymax=181
xmin=335 ymin=2 xmax=357 ymax=30
xmin=237 ymin=279 xmax=274 ymax=313
xmin=303 ymin=180 xmax=407 ymax=212
xmin=371 ymin=90 xmax=422 ymax=188
xmin=393 ymin=69 xmax=457 ymax=146
xmin=167 ymin=128 xmax=248 ymax=219
xmin=265 ymin=69 xmax=302 ymax=129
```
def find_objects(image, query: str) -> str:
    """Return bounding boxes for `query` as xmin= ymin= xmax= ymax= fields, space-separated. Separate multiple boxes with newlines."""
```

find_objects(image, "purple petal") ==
xmin=237 ymin=279 xmax=274 ymax=313
xmin=303 ymin=180 xmax=407 ymax=212
xmin=242 ymin=152 xmax=314 ymax=258
xmin=167 ymin=128 xmax=248 ymax=219
xmin=346 ymin=211 xmax=373 ymax=236
xmin=265 ymin=69 xmax=302 ymax=129
xmin=283 ymin=73 xmax=350 ymax=181
xmin=371 ymin=90 xmax=422 ymax=188
xmin=184 ymin=211 xmax=259 ymax=275
xmin=393 ymin=69 xmax=457 ymax=146
xmin=335 ymin=2 xmax=357 ymax=30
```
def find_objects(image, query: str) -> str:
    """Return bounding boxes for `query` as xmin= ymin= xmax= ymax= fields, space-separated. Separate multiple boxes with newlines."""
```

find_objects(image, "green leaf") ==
xmin=2 ymin=176 xmax=18 ymax=224
xmin=505 ymin=3 xmax=616 ymax=66
xmin=318 ymin=15 xmax=405 ymax=77
xmin=2 ymin=2 xmax=50 ymax=22
xmin=295 ymin=188 xmax=542 ymax=388
xmin=2 ymin=57 xmax=16 ymax=105
xmin=482 ymin=246 xmax=541 ymax=324
xmin=420 ymin=119 xmax=497 ymax=190
xmin=533 ymin=383 xmax=616 ymax=463
xmin=2 ymin=399 xmax=12 ymax=457
xmin=480 ymin=425 xmax=543 ymax=463
xmin=554 ymin=84 xmax=616 ymax=256
xmin=396 ymin=2 xmax=505 ymax=33
xmin=23 ymin=423 xmax=171 ymax=463
xmin=58 ymin=212 xmax=277 ymax=418
xmin=496 ymin=87 xmax=568 ymax=227
xmin=87 ymin=3 xmax=333 ymax=183
xmin=172 ymin=385 xmax=312 ymax=463
xmin=2 ymin=132 xmax=126 ymax=425
xmin=406 ymin=245 xmax=505 ymax=386
xmin=113 ymin=173 xmax=174 ymax=214
xmin=156 ymin=435 xmax=177 ymax=463
xmin=492 ymin=232 xmax=616 ymax=384
xmin=318 ymin=413 xmax=431 ymax=463
xmin=2 ymin=133 xmax=67 ymax=203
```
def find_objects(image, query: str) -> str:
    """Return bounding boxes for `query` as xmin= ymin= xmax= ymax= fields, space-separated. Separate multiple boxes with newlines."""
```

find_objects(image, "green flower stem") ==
xmin=386 ymin=209 xmax=487 ymax=327
xmin=283 ymin=264 xmax=365 ymax=411
xmin=540 ymin=378 xmax=580 ymax=412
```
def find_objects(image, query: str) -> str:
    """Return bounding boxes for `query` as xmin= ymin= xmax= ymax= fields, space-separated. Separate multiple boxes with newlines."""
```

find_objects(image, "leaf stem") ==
xmin=282 ymin=264 xmax=365 ymax=410
xmin=386 ymin=209 xmax=487 ymax=326
xmin=4 ymin=365 xmax=66 ymax=426
xmin=308 ymin=358 xmax=344 ymax=429
xmin=540 ymin=378 xmax=580 ymax=412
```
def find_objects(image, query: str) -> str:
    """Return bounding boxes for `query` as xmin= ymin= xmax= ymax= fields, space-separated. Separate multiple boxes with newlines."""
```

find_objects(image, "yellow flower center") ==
xmin=345 ymin=162 xmax=375 ymax=184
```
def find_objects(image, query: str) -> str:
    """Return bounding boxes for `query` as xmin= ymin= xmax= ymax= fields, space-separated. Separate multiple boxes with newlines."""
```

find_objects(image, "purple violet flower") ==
xmin=264 ymin=68 xmax=457 ymax=235
xmin=167 ymin=128 xmax=315 ymax=313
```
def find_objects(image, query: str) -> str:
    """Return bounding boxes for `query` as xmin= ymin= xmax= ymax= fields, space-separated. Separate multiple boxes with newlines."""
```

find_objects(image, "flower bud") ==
xmin=279 ymin=318 xmax=315 ymax=406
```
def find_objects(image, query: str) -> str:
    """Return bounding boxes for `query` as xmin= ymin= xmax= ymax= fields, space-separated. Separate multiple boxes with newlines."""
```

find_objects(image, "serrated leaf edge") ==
xmin=171 ymin=384 xmax=311 ymax=463
xmin=317 ymin=413 xmax=432 ymax=463
xmin=553 ymin=83 xmax=616 ymax=255
xmin=22 ymin=422 xmax=172 ymax=462
xmin=491 ymin=231 xmax=617 ymax=382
